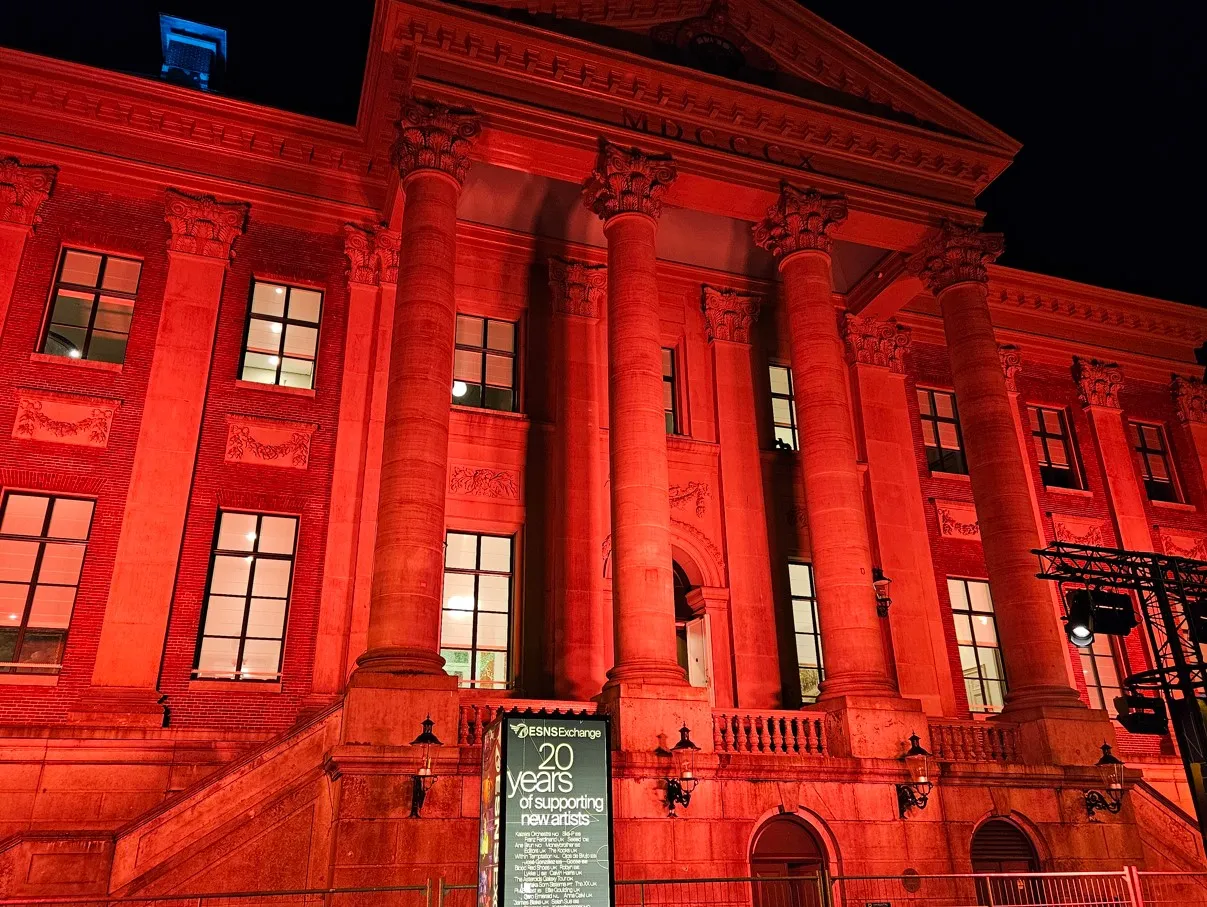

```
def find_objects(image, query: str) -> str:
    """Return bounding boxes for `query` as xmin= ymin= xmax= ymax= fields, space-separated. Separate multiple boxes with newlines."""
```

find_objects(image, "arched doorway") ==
xmin=750 ymin=815 xmax=826 ymax=907
xmin=673 ymin=562 xmax=710 ymax=690
xmin=971 ymin=819 xmax=1040 ymax=905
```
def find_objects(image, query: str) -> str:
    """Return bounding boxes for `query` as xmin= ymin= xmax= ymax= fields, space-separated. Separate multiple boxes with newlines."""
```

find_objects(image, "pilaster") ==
xmin=0 ymin=157 xmax=57 ymax=342
xmin=75 ymin=188 xmax=248 ymax=726
xmin=1173 ymin=375 xmax=1207 ymax=499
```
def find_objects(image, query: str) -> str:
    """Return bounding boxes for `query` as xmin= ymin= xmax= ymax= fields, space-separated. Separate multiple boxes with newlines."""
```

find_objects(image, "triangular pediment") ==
xmin=453 ymin=0 xmax=1017 ymax=151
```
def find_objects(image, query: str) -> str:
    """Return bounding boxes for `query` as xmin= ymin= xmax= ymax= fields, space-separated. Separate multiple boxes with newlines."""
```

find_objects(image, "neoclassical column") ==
xmin=1073 ymin=357 xmax=1154 ymax=551
xmin=843 ymin=315 xmax=957 ymax=715
xmin=549 ymin=258 xmax=609 ymax=700
xmin=356 ymin=100 xmax=480 ymax=676
xmin=753 ymin=185 xmax=896 ymax=699
xmin=1174 ymin=376 xmax=1207 ymax=495
xmin=701 ymin=286 xmax=781 ymax=707
xmin=79 ymin=189 xmax=248 ymax=725
xmin=583 ymin=143 xmax=685 ymax=687
xmin=909 ymin=223 xmax=1081 ymax=712
xmin=0 ymin=157 xmax=57 ymax=341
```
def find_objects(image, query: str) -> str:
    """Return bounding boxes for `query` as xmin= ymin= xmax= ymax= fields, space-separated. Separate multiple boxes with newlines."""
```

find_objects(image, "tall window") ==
xmin=1029 ymin=406 xmax=1081 ymax=489
xmin=663 ymin=347 xmax=679 ymax=434
xmin=194 ymin=511 xmax=298 ymax=681
xmin=240 ymin=281 xmax=323 ymax=389
xmin=1130 ymin=422 xmax=1180 ymax=503
xmin=948 ymin=578 xmax=1007 ymax=712
xmin=441 ymin=532 xmax=513 ymax=688
xmin=769 ymin=365 xmax=798 ymax=451
xmin=42 ymin=249 xmax=141 ymax=364
xmin=1080 ymin=635 xmax=1124 ymax=713
xmin=790 ymin=562 xmax=823 ymax=704
xmin=453 ymin=315 xmax=517 ymax=411
xmin=918 ymin=389 xmax=968 ymax=475
xmin=0 ymin=493 xmax=94 ymax=673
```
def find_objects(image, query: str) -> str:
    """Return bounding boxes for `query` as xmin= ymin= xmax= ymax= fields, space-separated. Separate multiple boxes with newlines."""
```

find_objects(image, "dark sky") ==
xmin=4 ymin=2 xmax=1205 ymax=306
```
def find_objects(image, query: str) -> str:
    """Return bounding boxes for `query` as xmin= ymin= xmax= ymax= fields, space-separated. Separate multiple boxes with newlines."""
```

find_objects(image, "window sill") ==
xmin=234 ymin=380 xmax=316 ymax=398
xmin=1046 ymin=486 xmax=1094 ymax=498
xmin=29 ymin=352 xmax=122 ymax=373
xmin=929 ymin=471 xmax=971 ymax=482
xmin=188 ymin=679 xmax=282 ymax=693
xmin=451 ymin=404 xmax=527 ymax=421
xmin=1152 ymin=500 xmax=1197 ymax=513
xmin=0 ymin=672 xmax=59 ymax=686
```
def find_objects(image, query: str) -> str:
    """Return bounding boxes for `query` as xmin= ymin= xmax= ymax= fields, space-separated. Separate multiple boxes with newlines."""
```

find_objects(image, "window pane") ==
xmin=978 ymin=648 xmax=1005 ymax=681
xmin=792 ymin=602 xmax=816 ymax=634
xmin=279 ymin=358 xmax=314 ymax=389
xmin=217 ymin=513 xmax=258 ymax=552
xmin=36 ymin=543 xmax=84 ymax=585
xmin=202 ymin=596 xmax=247 ymax=636
xmin=251 ymin=282 xmax=287 ymax=316
xmin=2 ymin=496 xmax=49 ymax=537
xmin=476 ymin=650 xmax=506 ymax=687
xmin=480 ymin=536 xmax=512 ymax=572
xmin=662 ymin=348 xmax=674 ymax=377
xmin=1149 ymin=456 xmax=1169 ymax=481
xmin=440 ymin=609 xmax=474 ymax=647
xmin=0 ymin=592 xmax=25 ymax=625
xmin=971 ymin=613 xmax=998 ymax=647
xmin=485 ymin=387 xmax=514 ymax=411
xmin=968 ymin=581 xmax=994 ymax=613
xmin=49 ymin=290 xmax=94 ymax=327
xmin=61 ymin=250 xmax=103 ymax=286
xmin=442 ymin=573 xmax=476 ymax=611
xmin=251 ymin=559 xmax=291 ymax=597
xmin=477 ymin=574 xmax=510 ymax=613
xmin=486 ymin=320 xmax=515 ymax=353
xmin=476 ymin=611 xmax=509 ymax=649
xmin=197 ymin=637 xmax=241 ymax=676
xmin=456 ymin=315 xmax=484 ymax=347
xmin=101 ymin=257 xmax=141 ymax=293
xmin=27 ymin=585 xmax=75 ymax=629
xmin=934 ymin=392 xmax=954 ymax=418
xmin=210 ymin=556 xmax=252 ymax=596
xmin=87 ymin=331 xmax=129 ymax=364
xmin=789 ymin=563 xmax=813 ymax=597
xmin=45 ymin=325 xmax=87 ymax=358
xmin=442 ymin=648 xmax=472 ymax=682
xmin=93 ymin=297 xmax=133 ymax=334
xmin=246 ymin=318 xmax=284 ymax=355
xmin=799 ymin=668 xmax=821 ymax=703
xmin=240 ymin=639 xmax=283 ymax=678
xmin=769 ymin=366 xmax=790 ymax=396
xmin=774 ymin=427 xmax=796 ymax=449
xmin=937 ymin=422 xmax=959 ymax=449
xmin=984 ymin=680 xmax=1007 ymax=709
xmin=1028 ymin=407 xmax=1041 ymax=431
xmin=795 ymin=635 xmax=818 ymax=666
xmin=18 ymin=630 xmax=65 ymax=665
xmin=287 ymin=289 xmax=322 ymax=324
xmin=454 ymin=349 xmax=483 ymax=382
xmin=485 ymin=353 xmax=513 ymax=388
xmin=1049 ymin=440 xmax=1069 ymax=467
xmin=772 ymin=398 xmax=793 ymax=425
xmin=952 ymin=613 xmax=974 ymax=646
xmin=283 ymin=324 xmax=318 ymax=358
xmin=0 ymin=541 xmax=38 ymax=582
xmin=916 ymin=389 xmax=933 ymax=415
xmin=446 ymin=533 xmax=478 ymax=569
xmin=946 ymin=578 xmax=969 ymax=610
xmin=258 ymin=517 xmax=296 ymax=555
xmin=242 ymin=352 xmax=280 ymax=384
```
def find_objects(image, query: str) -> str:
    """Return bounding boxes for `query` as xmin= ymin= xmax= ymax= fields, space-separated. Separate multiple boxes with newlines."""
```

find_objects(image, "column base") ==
xmin=342 ymin=669 xmax=460 ymax=748
xmin=605 ymin=660 xmax=689 ymax=688
xmin=596 ymin=680 xmax=711 ymax=753
xmin=817 ymin=673 xmax=900 ymax=702
xmin=997 ymin=701 xmax=1114 ymax=766
xmin=809 ymin=694 xmax=926 ymax=759
xmin=1001 ymin=683 xmax=1086 ymax=713
xmin=67 ymin=686 xmax=166 ymax=728
xmin=354 ymin=645 xmax=446 ymax=675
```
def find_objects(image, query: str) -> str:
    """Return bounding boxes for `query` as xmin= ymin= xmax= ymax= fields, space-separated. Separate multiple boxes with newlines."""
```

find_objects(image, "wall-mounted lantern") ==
xmin=660 ymin=724 xmax=700 ymax=818
xmin=1084 ymin=743 xmax=1125 ymax=817
xmin=897 ymin=733 xmax=933 ymax=818
xmin=409 ymin=715 xmax=442 ymax=818
xmin=873 ymin=568 xmax=893 ymax=618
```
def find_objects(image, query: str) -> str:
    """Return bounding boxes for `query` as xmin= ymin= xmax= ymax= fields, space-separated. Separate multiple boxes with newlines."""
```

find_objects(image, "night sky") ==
xmin=4 ymin=1 xmax=1205 ymax=306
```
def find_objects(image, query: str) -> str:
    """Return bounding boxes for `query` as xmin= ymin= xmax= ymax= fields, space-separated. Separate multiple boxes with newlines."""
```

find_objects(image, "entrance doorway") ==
xmin=750 ymin=815 xmax=826 ymax=907
xmin=971 ymin=819 xmax=1040 ymax=905
xmin=673 ymin=562 xmax=711 ymax=690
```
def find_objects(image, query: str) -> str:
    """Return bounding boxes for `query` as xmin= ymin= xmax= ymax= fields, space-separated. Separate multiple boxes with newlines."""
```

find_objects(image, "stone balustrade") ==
xmin=713 ymin=710 xmax=826 ymax=755
xmin=928 ymin=718 xmax=1019 ymax=762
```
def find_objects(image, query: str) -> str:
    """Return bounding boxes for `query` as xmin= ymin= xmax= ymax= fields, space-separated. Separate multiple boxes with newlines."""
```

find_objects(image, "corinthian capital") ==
xmin=1173 ymin=375 xmax=1206 ymax=424
xmin=548 ymin=258 xmax=606 ymax=318
xmin=702 ymin=286 xmax=761 ymax=344
xmin=344 ymin=224 xmax=378 ymax=286
xmin=376 ymin=229 xmax=401 ymax=285
xmin=391 ymin=98 xmax=481 ymax=185
xmin=752 ymin=184 xmax=847 ymax=258
xmin=1073 ymin=356 xmax=1123 ymax=409
xmin=907 ymin=221 xmax=1004 ymax=294
xmin=998 ymin=344 xmax=1023 ymax=393
xmin=841 ymin=314 xmax=910 ymax=372
xmin=164 ymin=188 xmax=249 ymax=260
xmin=583 ymin=143 xmax=677 ymax=221
xmin=0 ymin=157 xmax=58 ymax=228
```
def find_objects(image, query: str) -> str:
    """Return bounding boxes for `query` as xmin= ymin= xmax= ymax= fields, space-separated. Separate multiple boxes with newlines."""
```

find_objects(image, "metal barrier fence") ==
xmin=832 ymin=872 xmax=1136 ymax=907
xmin=0 ymin=884 xmax=432 ymax=907
xmin=1136 ymin=870 xmax=1207 ymax=907
xmin=437 ymin=876 xmax=827 ymax=907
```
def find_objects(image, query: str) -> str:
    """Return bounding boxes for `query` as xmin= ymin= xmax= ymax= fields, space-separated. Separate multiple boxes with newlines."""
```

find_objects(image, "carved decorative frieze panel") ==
xmin=12 ymin=389 xmax=118 ymax=448
xmin=224 ymin=415 xmax=317 ymax=469
xmin=449 ymin=466 xmax=520 ymax=499
xmin=934 ymin=499 xmax=980 ymax=540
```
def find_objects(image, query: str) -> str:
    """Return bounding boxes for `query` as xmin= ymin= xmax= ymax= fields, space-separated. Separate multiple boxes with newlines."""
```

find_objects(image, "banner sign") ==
xmin=478 ymin=714 xmax=614 ymax=907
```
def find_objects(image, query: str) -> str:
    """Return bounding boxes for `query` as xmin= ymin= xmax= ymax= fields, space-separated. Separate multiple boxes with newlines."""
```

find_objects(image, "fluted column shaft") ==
xmin=358 ymin=101 xmax=479 ymax=675
xmin=911 ymin=224 xmax=1081 ymax=711
xmin=755 ymin=186 xmax=896 ymax=699
xmin=585 ymin=144 xmax=686 ymax=686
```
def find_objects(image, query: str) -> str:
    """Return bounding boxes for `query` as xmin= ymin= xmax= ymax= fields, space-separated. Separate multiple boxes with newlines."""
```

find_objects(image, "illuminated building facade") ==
xmin=1 ymin=0 xmax=1206 ymax=895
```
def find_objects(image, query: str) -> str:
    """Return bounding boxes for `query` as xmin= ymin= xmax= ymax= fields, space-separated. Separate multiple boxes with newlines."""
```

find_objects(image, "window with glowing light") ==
xmin=453 ymin=315 xmax=517 ymax=411
xmin=193 ymin=511 xmax=298 ymax=682
xmin=240 ymin=281 xmax=322 ymax=389
xmin=948 ymin=578 xmax=1006 ymax=712
xmin=918 ymin=388 xmax=968 ymax=475
xmin=41 ymin=249 xmax=141 ymax=364
xmin=1080 ymin=634 xmax=1125 ymax=713
xmin=1028 ymin=406 xmax=1082 ymax=489
xmin=1129 ymin=422 xmax=1181 ymax=503
xmin=769 ymin=364 xmax=798 ymax=450
xmin=0 ymin=493 xmax=94 ymax=673
xmin=663 ymin=347 xmax=680 ymax=434
xmin=440 ymin=532 xmax=513 ymax=688
xmin=789 ymin=562 xmax=823 ymax=704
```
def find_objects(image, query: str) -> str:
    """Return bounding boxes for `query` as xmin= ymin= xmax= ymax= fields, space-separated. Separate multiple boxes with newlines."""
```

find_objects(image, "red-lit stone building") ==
xmin=1 ymin=0 xmax=1206 ymax=896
